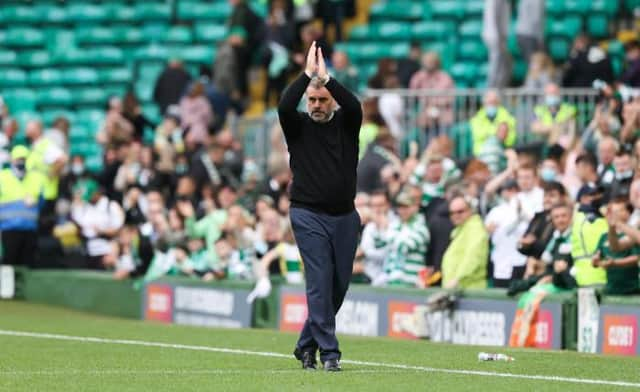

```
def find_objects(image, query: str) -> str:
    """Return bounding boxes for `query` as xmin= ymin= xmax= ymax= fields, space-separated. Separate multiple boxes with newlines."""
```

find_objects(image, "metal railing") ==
xmin=231 ymin=88 xmax=601 ymax=172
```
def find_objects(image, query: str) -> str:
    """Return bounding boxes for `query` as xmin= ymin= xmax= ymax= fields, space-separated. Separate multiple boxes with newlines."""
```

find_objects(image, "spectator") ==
xmin=355 ymin=190 xmax=397 ymax=283
xmin=571 ymin=185 xmax=608 ymax=286
xmin=562 ymin=34 xmax=614 ymax=87
xmin=214 ymin=33 xmax=240 ymax=105
xmin=357 ymin=128 xmax=399 ymax=193
xmin=621 ymin=41 xmax=640 ymax=87
xmin=596 ymin=136 xmax=619 ymax=187
xmin=358 ymin=98 xmax=386 ymax=158
xmin=378 ymin=191 xmax=430 ymax=288
xmin=153 ymin=59 xmax=192 ymax=116
xmin=515 ymin=164 xmax=544 ymax=222
xmin=485 ymin=179 xmax=529 ymax=287
xmin=330 ymin=50 xmax=359 ymax=94
xmin=97 ymin=96 xmax=134 ymax=146
xmin=256 ymin=224 xmax=303 ymax=283
xmin=608 ymin=146 xmax=635 ymax=200
xmin=598 ymin=197 xmax=640 ymax=294
xmin=71 ymin=178 xmax=125 ymax=270
xmin=409 ymin=52 xmax=455 ymax=139
xmin=441 ymin=195 xmax=489 ymax=289
xmin=470 ymin=90 xmax=516 ymax=156
xmin=518 ymin=181 xmax=567 ymax=277
xmin=409 ymin=153 xmax=446 ymax=209
xmin=317 ymin=0 xmax=354 ymax=42
xmin=0 ymin=146 xmax=45 ymax=267
xmin=523 ymin=52 xmax=558 ymax=89
xmin=397 ymin=42 xmax=422 ymax=88
xmin=228 ymin=0 xmax=266 ymax=99
xmin=59 ymin=155 xmax=91 ymax=201
xmin=377 ymin=75 xmax=405 ymax=140
xmin=189 ymin=141 xmax=235 ymax=194
xmin=292 ymin=23 xmax=332 ymax=74
xmin=153 ymin=109 xmax=184 ymax=191
xmin=122 ymin=91 xmax=155 ymax=143
xmin=45 ymin=116 xmax=70 ymax=155
xmin=107 ymin=213 xmax=154 ymax=280
xmin=25 ymin=119 xmax=68 ymax=223
xmin=582 ymin=93 xmax=623 ymax=152
xmin=621 ymin=94 xmax=640 ymax=144
xmin=216 ymin=129 xmax=244 ymax=184
xmin=263 ymin=0 xmax=295 ymax=107
xmin=515 ymin=0 xmax=545 ymax=63
xmin=368 ymin=58 xmax=397 ymax=90
xmin=482 ymin=0 xmax=511 ymax=88
xmin=180 ymin=81 xmax=214 ymax=150
xmin=531 ymin=83 xmax=577 ymax=149
xmin=0 ymin=117 xmax=19 ymax=168
xmin=261 ymin=157 xmax=292 ymax=204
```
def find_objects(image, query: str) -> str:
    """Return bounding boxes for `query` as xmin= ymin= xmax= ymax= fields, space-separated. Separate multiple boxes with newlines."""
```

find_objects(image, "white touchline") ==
xmin=1 ymin=329 xmax=639 ymax=388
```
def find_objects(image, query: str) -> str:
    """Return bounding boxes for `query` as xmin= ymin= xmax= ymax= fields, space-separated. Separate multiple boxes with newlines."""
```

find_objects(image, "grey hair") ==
xmin=309 ymin=76 xmax=325 ymax=89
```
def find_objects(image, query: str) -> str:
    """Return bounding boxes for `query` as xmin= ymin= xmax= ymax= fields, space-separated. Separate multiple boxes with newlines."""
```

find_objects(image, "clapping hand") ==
xmin=304 ymin=41 xmax=328 ymax=81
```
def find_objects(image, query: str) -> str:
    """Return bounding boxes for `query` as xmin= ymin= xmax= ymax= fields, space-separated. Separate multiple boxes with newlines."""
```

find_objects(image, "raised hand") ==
xmin=317 ymin=46 xmax=327 ymax=79
xmin=305 ymin=41 xmax=317 ymax=77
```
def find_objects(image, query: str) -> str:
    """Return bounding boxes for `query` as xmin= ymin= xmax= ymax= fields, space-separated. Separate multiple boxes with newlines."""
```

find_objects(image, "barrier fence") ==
xmin=232 ymin=88 xmax=600 ymax=172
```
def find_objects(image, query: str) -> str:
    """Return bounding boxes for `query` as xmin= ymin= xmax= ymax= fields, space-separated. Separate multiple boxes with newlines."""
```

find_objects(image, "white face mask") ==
xmin=72 ymin=163 xmax=84 ymax=176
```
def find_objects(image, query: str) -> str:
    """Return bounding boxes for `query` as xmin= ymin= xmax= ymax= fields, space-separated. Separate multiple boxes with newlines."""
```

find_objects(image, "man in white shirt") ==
xmin=485 ymin=179 xmax=529 ymax=287
xmin=71 ymin=179 xmax=125 ymax=270
xmin=516 ymin=164 xmax=544 ymax=222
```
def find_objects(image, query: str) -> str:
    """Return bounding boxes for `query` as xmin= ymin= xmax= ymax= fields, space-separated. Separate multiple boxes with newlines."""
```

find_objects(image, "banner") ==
xmin=0 ymin=265 xmax=14 ymax=299
xmin=596 ymin=305 xmax=640 ymax=355
xmin=143 ymin=283 xmax=253 ymax=329
xmin=278 ymin=285 xmax=563 ymax=349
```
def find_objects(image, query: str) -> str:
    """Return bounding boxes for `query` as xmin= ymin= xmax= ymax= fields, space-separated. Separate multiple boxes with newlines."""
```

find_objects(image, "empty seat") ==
xmin=163 ymin=26 xmax=193 ymax=44
xmin=194 ymin=23 xmax=228 ymax=43
xmin=3 ymin=90 xmax=37 ymax=112
xmin=546 ymin=16 xmax=582 ymax=38
xmin=458 ymin=20 xmax=483 ymax=38
xmin=587 ymin=15 xmax=609 ymax=38
xmin=29 ymin=69 xmax=63 ymax=86
xmin=76 ymin=27 xmax=118 ymax=45
xmin=112 ymin=27 xmax=145 ymax=45
xmin=178 ymin=1 xmax=231 ymax=21
xmin=37 ymin=87 xmax=73 ymax=107
xmin=0 ymin=6 xmax=41 ymax=24
xmin=135 ymin=45 xmax=171 ymax=62
xmin=62 ymin=68 xmax=99 ymax=85
xmin=4 ymin=27 xmax=45 ymax=47
xmin=67 ymin=4 xmax=108 ymax=23
xmin=412 ymin=21 xmax=456 ymax=40
xmin=90 ymin=47 xmax=126 ymax=65
xmin=179 ymin=45 xmax=216 ymax=64
xmin=99 ymin=68 xmax=133 ymax=84
xmin=42 ymin=110 xmax=77 ymax=126
xmin=369 ymin=2 xmax=426 ymax=21
xmin=134 ymin=3 xmax=171 ymax=21
xmin=0 ymin=50 xmax=17 ymax=66
xmin=73 ymin=88 xmax=109 ymax=106
xmin=17 ymin=51 xmax=51 ymax=68
xmin=104 ymin=4 xmax=137 ymax=22
xmin=548 ymin=38 xmax=570 ymax=61
xmin=458 ymin=40 xmax=488 ymax=61
xmin=0 ymin=68 xmax=27 ymax=87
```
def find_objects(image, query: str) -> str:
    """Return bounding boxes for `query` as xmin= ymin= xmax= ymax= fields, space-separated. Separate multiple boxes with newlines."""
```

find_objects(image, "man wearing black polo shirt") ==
xmin=278 ymin=41 xmax=362 ymax=372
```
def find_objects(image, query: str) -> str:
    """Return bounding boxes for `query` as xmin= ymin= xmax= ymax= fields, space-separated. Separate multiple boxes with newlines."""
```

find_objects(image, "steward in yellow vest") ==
xmin=531 ymin=84 xmax=577 ymax=147
xmin=0 ymin=146 xmax=46 ymax=266
xmin=470 ymin=91 xmax=516 ymax=156
xmin=570 ymin=187 xmax=608 ymax=286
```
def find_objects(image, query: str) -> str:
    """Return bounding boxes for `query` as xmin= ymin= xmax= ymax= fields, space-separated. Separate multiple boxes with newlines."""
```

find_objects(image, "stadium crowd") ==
xmin=1 ymin=0 xmax=640 ymax=298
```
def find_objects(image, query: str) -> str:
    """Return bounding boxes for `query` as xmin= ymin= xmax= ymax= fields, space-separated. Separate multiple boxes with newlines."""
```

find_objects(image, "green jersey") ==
xmin=383 ymin=213 xmax=430 ymax=287
xmin=595 ymin=233 xmax=640 ymax=295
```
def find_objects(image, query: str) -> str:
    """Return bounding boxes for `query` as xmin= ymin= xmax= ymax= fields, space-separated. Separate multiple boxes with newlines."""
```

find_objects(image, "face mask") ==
xmin=72 ymin=164 xmax=84 ymax=176
xmin=485 ymin=105 xmax=497 ymax=118
xmin=176 ymin=163 xmax=187 ymax=175
xmin=540 ymin=167 xmax=557 ymax=182
xmin=616 ymin=170 xmax=633 ymax=180
xmin=12 ymin=162 xmax=25 ymax=177
xmin=545 ymin=95 xmax=561 ymax=107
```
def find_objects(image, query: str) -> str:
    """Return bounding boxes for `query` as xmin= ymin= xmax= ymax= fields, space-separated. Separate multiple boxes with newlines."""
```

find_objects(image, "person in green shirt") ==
xmin=176 ymin=199 xmax=228 ymax=271
xmin=596 ymin=197 xmax=640 ymax=295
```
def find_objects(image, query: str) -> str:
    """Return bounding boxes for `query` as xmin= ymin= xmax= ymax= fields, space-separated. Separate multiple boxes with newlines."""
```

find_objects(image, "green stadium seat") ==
xmin=369 ymin=2 xmax=427 ymax=21
xmin=430 ymin=1 xmax=465 ymax=20
xmin=137 ymin=62 xmax=165 ymax=83
xmin=608 ymin=40 xmax=625 ymax=58
xmin=458 ymin=40 xmax=488 ymax=61
xmin=37 ymin=87 xmax=73 ymax=107
xmin=142 ymin=104 xmax=161 ymax=125
xmin=458 ymin=20 xmax=483 ymax=38
xmin=76 ymin=27 xmax=118 ymax=45
xmin=67 ymin=4 xmax=108 ymax=23
xmin=99 ymin=68 xmax=133 ymax=84
xmin=0 ymin=30 xmax=5 ymax=45
xmin=69 ymin=124 xmax=93 ymax=143
xmin=590 ymin=0 xmax=619 ymax=16
xmin=42 ymin=110 xmax=76 ymax=127
xmin=85 ymin=155 xmax=104 ymax=173
xmin=465 ymin=1 xmax=484 ymax=17
xmin=549 ymin=38 xmax=570 ymax=62
xmin=0 ymin=68 xmax=27 ymax=87
xmin=0 ymin=50 xmax=17 ymax=66
xmin=29 ymin=69 xmax=63 ymax=86
xmin=546 ymin=0 xmax=565 ymax=16
xmin=449 ymin=122 xmax=473 ymax=158
xmin=0 ymin=6 xmax=40 ymax=24
xmin=36 ymin=5 xmax=68 ymax=24
xmin=90 ymin=47 xmax=126 ymax=65
xmin=135 ymin=45 xmax=171 ymax=62
xmin=546 ymin=16 xmax=582 ymax=38
xmin=512 ymin=59 xmax=528 ymax=84
xmin=449 ymin=62 xmax=478 ymax=85
xmin=56 ymin=49 xmax=93 ymax=66
xmin=135 ymin=80 xmax=155 ymax=103
xmin=76 ymin=109 xmax=105 ymax=128
xmin=179 ymin=46 xmax=216 ymax=64
xmin=626 ymin=0 xmax=640 ymax=12
xmin=411 ymin=21 xmax=456 ymax=40
xmin=133 ymin=3 xmax=171 ymax=21
xmin=194 ymin=24 xmax=228 ymax=43
xmin=421 ymin=40 xmax=456 ymax=69
xmin=612 ymin=57 xmax=623 ymax=78
xmin=14 ymin=110 xmax=40 ymax=130
xmin=17 ymin=51 xmax=51 ymax=68
xmin=113 ymin=27 xmax=145 ymax=45
xmin=177 ymin=2 xmax=231 ymax=21
xmin=3 ymin=90 xmax=36 ymax=112
xmin=587 ymin=15 xmax=609 ymax=38
xmin=163 ymin=26 xmax=193 ymax=44
xmin=4 ymin=27 xmax=45 ymax=47
xmin=74 ymin=88 xmax=109 ymax=106
xmin=62 ymin=68 xmax=100 ymax=85
xmin=104 ymin=4 xmax=137 ymax=22
xmin=350 ymin=22 xmax=411 ymax=41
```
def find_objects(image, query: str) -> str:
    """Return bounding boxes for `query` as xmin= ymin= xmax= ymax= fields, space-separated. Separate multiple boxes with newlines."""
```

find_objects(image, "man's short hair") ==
xmin=542 ymin=180 xmax=567 ymax=196
xmin=575 ymin=152 xmax=598 ymax=169
xmin=610 ymin=195 xmax=634 ymax=214
xmin=309 ymin=77 xmax=325 ymax=90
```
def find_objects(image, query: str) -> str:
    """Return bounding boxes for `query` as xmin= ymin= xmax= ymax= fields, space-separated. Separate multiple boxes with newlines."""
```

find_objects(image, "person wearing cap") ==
xmin=278 ymin=42 xmax=362 ymax=371
xmin=70 ymin=178 xmax=125 ymax=270
xmin=377 ymin=191 xmax=430 ymax=288
xmin=0 ymin=145 xmax=46 ymax=266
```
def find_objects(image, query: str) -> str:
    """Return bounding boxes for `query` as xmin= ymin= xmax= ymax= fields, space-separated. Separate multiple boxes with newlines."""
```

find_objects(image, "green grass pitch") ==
xmin=1 ymin=300 xmax=640 ymax=391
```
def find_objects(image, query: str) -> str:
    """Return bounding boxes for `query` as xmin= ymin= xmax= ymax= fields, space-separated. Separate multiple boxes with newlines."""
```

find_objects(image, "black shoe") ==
xmin=323 ymin=359 xmax=341 ymax=372
xmin=293 ymin=348 xmax=317 ymax=370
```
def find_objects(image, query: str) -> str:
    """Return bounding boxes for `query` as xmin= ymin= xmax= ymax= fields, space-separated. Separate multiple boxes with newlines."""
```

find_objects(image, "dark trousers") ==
xmin=290 ymin=207 xmax=360 ymax=362
xmin=1 ymin=229 xmax=37 ymax=267
xmin=516 ymin=34 xmax=544 ymax=63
